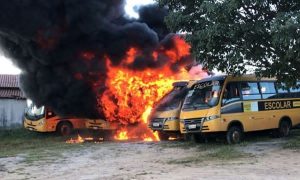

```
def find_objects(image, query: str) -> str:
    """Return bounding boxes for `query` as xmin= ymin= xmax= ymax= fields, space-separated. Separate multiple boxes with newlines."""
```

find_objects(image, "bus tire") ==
xmin=56 ymin=121 xmax=73 ymax=136
xmin=226 ymin=126 xmax=243 ymax=144
xmin=158 ymin=131 xmax=169 ymax=141
xmin=277 ymin=120 xmax=291 ymax=138
xmin=183 ymin=134 xmax=192 ymax=141
xmin=103 ymin=130 xmax=115 ymax=141
xmin=192 ymin=134 xmax=206 ymax=143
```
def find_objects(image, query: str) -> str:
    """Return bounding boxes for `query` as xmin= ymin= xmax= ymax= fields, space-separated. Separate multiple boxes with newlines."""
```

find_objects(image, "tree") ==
xmin=158 ymin=0 xmax=300 ymax=84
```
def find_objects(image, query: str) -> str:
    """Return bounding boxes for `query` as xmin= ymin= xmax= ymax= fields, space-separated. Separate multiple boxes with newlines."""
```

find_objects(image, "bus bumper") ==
xmin=149 ymin=118 xmax=180 ymax=132
xmin=85 ymin=119 xmax=115 ymax=131
xmin=23 ymin=118 xmax=49 ymax=132
xmin=181 ymin=118 xmax=226 ymax=134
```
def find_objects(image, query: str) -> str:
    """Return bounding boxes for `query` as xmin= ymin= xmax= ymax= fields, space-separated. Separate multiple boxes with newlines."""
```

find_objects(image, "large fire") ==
xmin=99 ymin=36 xmax=197 ymax=141
xmin=63 ymin=36 xmax=208 ymax=144
xmin=66 ymin=36 xmax=207 ymax=144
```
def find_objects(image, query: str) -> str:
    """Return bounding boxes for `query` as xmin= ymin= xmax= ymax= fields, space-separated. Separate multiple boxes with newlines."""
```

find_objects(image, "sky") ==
xmin=0 ymin=0 xmax=155 ymax=75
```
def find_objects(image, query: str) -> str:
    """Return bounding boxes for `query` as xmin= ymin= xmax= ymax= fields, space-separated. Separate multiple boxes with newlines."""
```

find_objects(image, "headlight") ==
xmin=205 ymin=115 xmax=220 ymax=121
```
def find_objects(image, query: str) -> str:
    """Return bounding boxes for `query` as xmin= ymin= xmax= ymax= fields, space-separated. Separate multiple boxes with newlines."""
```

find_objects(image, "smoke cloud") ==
xmin=0 ymin=0 xmax=192 ymax=118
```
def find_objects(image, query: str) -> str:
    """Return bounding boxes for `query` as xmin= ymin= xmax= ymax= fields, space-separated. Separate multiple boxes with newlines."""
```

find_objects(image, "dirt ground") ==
xmin=1 ymin=137 xmax=300 ymax=180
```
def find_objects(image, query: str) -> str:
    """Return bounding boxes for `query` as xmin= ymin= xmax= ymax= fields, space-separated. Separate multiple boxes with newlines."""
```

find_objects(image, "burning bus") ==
xmin=24 ymin=101 xmax=86 ymax=136
xmin=85 ymin=119 xmax=117 ymax=140
xmin=85 ymin=119 xmax=116 ymax=131
xmin=149 ymin=80 xmax=195 ymax=140
xmin=0 ymin=1 xmax=206 ymax=142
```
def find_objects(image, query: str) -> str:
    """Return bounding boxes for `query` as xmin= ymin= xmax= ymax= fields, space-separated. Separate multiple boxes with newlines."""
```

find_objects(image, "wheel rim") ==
xmin=232 ymin=131 xmax=240 ymax=143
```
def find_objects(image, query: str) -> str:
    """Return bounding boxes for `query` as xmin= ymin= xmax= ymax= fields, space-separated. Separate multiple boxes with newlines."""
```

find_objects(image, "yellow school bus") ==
xmin=180 ymin=75 xmax=300 ymax=144
xmin=149 ymin=81 xmax=195 ymax=140
xmin=85 ymin=119 xmax=115 ymax=131
xmin=85 ymin=119 xmax=117 ymax=140
xmin=24 ymin=102 xmax=86 ymax=136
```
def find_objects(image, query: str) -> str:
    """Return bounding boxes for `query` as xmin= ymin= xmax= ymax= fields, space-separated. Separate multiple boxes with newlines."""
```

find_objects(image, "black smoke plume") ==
xmin=0 ymin=0 xmax=192 ymax=118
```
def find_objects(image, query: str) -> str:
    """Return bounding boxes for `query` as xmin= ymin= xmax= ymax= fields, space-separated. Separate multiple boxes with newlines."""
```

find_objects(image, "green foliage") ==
xmin=158 ymin=0 xmax=300 ymax=83
xmin=0 ymin=129 xmax=81 ymax=161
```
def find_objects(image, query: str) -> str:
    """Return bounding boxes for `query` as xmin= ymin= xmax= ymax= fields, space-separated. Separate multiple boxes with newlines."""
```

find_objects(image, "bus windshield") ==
xmin=25 ymin=103 xmax=45 ymax=119
xmin=156 ymin=86 xmax=188 ymax=111
xmin=182 ymin=80 xmax=223 ymax=111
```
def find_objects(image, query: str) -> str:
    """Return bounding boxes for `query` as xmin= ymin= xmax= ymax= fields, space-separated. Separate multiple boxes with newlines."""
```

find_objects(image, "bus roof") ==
xmin=173 ymin=81 xmax=189 ymax=87
xmin=226 ymin=74 xmax=276 ymax=81
xmin=193 ymin=75 xmax=227 ymax=84
xmin=192 ymin=74 xmax=276 ymax=84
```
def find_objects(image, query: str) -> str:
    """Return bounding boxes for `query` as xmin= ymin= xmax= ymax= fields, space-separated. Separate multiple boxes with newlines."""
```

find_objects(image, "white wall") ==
xmin=0 ymin=99 xmax=27 ymax=128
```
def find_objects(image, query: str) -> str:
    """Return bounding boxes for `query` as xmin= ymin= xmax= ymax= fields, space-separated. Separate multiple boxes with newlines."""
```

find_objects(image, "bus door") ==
xmin=240 ymin=81 xmax=267 ymax=131
xmin=44 ymin=107 xmax=58 ymax=131
xmin=221 ymin=82 xmax=252 ymax=130
xmin=256 ymin=82 xmax=279 ymax=129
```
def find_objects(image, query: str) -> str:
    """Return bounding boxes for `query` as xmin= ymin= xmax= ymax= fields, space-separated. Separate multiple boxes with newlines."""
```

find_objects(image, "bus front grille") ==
xmin=184 ymin=118 xmax=205 ymax=132
xmin=150 ymin=118 xmax=165 ymax=130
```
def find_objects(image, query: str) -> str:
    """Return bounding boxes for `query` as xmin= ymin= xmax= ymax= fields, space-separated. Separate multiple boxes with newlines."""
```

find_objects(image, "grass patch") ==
xmin=164 ymin=129 xmax=300 ymax=165
xmin=283 ymin=129 xmax=300 ymax=150
xmin=167 ymin=155 xmax=204 ymax=164
xmin=159 ymin=141 xmax=198 ymax=149
xmin=207 ymin=145 xmax=245 ymax=160
xmin=166 ymin=142 xmax=251 ymax=164
xmin=0 ymin=128 xmax=83 ymax=163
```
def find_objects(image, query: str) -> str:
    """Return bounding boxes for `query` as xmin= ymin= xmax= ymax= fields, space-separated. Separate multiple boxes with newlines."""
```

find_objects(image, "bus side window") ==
xmin=241 ymin=82 xmax=261 ymax=100
xmin=46 ymin=108 xmax=56 ymax=119
xmin=276 ymin=82 xmax=289 ymax=98
xmin=260 ymin=82 xmax=276 ymax=99
xmin=290 ymin=81 xmax=300 ymax=98
xmin=222 ymin=82 xmax=241 ymax=105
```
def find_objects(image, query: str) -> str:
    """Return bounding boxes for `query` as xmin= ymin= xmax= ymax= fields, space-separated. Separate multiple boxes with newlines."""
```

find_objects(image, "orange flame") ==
xmin=66 ymin=134 xmax=102 ymax=144
xmin=97 ymin=36 xmax=206 ymax=141
xmin=114 ymin=130 xmax=129 ymax=140
xmin=143 ymin=131 xmax=160 ymax=142
xmin=101 ymin=64 xmax=177 ymax=141
xmin=66 ymin=134 xmax=84 ymax=144
xmin=143 ymin=137 xmax=153 ymax=142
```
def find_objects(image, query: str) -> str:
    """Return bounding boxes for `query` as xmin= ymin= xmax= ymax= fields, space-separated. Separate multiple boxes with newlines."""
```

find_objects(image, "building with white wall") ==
xmin=0 ymin=74 xmax=26 ymax=128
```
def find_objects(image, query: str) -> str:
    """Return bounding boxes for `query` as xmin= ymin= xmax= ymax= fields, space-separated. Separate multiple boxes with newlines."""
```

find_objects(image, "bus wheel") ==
xmin=277 ymin=120 xmax=291 ymax=137
xmin=158 ymin=131 xmax=169 ymax=141
xmin=183 ymin=134 xmax=192 ymax=141
xmin=192 ymin=134 xmax=206 ymax=143
xmin=57 ymin=122 xmax=73 ymax=136
xmin=103 ymin=131 xmax=115 ymax=141
xmin=226 ymin=126 xmax=243 ymax=144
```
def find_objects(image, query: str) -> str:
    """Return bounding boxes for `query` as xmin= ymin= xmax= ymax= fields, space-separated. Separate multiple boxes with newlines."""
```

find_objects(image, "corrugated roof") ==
xmin=0 ymin=88 xmax=25 ymax=99
xmin=0 ymin=74 xmax=20 ymax=88
xmin=0 ymin=74 xmax=26 ymax=99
